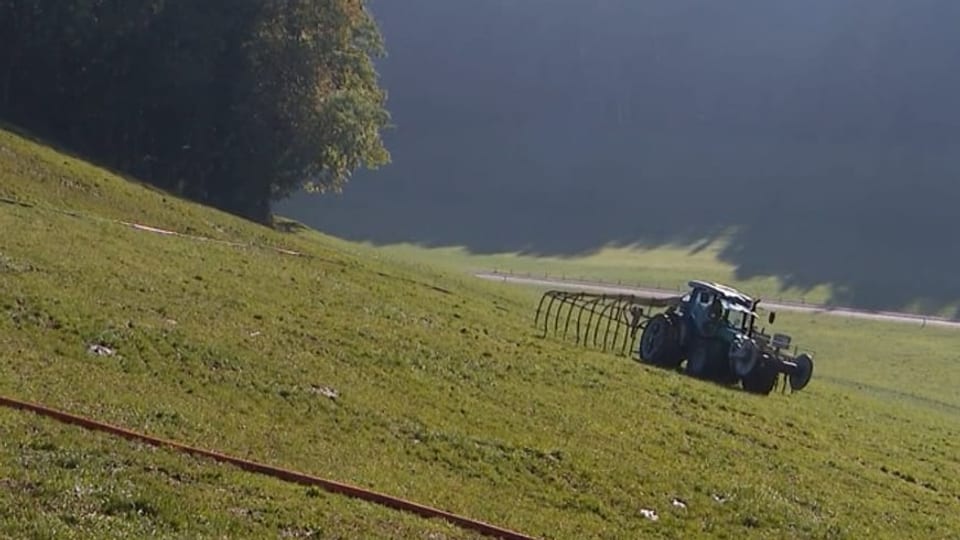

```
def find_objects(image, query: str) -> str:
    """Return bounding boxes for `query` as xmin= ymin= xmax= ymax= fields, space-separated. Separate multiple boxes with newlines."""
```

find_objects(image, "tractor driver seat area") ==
xmin=691 ymin=290 xmax=722 ymax=337
xmin=708 ymin=298 xmax=723 ymax=321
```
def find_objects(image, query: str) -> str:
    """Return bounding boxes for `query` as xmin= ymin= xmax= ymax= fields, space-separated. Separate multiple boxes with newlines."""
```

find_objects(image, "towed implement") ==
xmin=534 ymin=280 xmax=814 ymax=395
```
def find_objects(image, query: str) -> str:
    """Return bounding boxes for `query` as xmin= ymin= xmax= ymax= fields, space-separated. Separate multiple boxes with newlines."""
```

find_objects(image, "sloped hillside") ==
xmin=2 ymin=128 xmax=959 ymax=539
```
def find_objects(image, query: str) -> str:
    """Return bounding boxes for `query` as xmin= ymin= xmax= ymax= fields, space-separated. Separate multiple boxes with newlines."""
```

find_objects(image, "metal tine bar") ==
xmin=621 ymin=306 xmax=638 ymax=356
xmin=577 ymin=298 xmax=599 ymax=345
xmin=595 ymin=299 xmax=619 ymax=350
xmin=565 ymin=295 xmax=582 ymax=332
xmin=629 ymin=308 xmax=646 ymax=354
xmin=541 ymin=293 xmax=561 ymax=336
xmin=613 ymin=305 xmax=633 ymax=355
xmin=575 ymin=301 xmax=588 ymax=345
xmin=562 ymin=293 xmax=584 ymax=339
xmin=535 ymin=291 xmax=553 ymax=327
xmin=606 ymin=301 xmax=630 ymax=353
xmin=589 ymin=298 xmax=609 ymax=348
xmin=577 ymin=297 xmax=604 ymax=344
xmin=609 ymin=303 xmax=626 ymax=354
xmin=626 ymin=313 xmax=648 ymax=356
xmin=553 ymin=295 xmax=579 ymax=337
xmin=554 ymin=295 xmax=574 ymax=336
xmin=583 ymin=296 xmax=607 ymax=346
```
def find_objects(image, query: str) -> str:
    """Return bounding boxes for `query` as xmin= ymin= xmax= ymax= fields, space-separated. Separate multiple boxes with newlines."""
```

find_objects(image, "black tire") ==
xmin=789 ymin=353 xmax=814 ymax=391
xmin=741 ymin=361 xmax=779 ymax=395
xmin=639 ymin=313 xmax=682 ymax=369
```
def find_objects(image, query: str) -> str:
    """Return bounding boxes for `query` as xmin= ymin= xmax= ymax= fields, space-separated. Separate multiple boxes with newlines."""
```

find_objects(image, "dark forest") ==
xmin=0 ymin=0 xmax=390 ymax=222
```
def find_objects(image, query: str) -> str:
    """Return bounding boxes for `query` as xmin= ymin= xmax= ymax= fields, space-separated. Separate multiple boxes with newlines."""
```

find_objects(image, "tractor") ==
xmin=534 ymin=280 xmax=814 ymax=395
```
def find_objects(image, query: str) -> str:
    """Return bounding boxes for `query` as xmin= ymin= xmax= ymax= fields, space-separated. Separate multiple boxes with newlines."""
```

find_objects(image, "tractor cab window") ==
xmin=721 ymin=303 xmax=751 ymax=330
xmin=697 ymin=291 xmax=713 ymax=305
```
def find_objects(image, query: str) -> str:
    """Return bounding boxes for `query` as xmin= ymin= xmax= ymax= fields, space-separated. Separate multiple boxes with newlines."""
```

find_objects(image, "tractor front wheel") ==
xmin=741 ymin=361 xmax=779 ymax=395
xmin=639 ymin=313 xmax=682 ymax=369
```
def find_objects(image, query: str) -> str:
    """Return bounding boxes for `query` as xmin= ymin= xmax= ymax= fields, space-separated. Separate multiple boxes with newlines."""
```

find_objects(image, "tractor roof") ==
xmin=688 ymin=280 xmax=754 ymax=307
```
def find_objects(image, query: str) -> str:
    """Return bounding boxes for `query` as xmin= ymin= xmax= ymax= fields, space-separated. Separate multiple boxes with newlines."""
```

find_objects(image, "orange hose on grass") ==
xmin=0 ymin=395 xmax=537 ymax=540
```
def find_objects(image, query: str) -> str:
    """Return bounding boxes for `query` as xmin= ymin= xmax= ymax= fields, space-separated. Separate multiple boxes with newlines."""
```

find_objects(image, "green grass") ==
xmin=2 ymin=127 xmax=960 ymax=539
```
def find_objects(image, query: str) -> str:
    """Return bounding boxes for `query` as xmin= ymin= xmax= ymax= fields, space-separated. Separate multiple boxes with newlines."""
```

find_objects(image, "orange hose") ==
xmin=0 ymin=395 xmax=537 ymax=540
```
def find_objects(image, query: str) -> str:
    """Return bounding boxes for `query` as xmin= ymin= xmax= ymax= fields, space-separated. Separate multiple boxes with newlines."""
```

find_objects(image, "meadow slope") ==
xmin=2 ymin=128 xmax=960 ymax=539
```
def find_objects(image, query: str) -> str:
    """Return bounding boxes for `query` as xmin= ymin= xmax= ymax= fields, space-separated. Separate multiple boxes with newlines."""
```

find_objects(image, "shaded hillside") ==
xmin=279 ymin=0 xmax=960 ymax=314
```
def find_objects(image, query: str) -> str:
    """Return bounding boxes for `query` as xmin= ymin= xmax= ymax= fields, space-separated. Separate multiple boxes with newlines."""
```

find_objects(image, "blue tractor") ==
xmin=535 ymin=280 xmax=814 ymax=395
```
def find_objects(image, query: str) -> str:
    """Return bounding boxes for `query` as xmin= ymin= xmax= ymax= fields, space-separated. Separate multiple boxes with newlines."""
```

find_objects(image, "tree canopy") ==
xmin=0 ymin=0 xmax=391 ymax=221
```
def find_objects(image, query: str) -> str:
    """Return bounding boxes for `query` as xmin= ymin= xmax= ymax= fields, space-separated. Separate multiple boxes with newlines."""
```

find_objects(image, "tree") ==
xmin=0 ymin=0 xmax=391 ymax=223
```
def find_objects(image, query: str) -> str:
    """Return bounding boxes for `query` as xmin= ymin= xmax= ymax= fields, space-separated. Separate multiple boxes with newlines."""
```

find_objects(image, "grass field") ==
xmin=2 ymin=127 xmax=960 ymax=539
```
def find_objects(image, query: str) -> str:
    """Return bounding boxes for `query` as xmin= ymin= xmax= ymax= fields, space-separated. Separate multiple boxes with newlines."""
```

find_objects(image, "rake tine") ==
xmin=583 ymin=296 xmax=605 ymax=346
xmin=546 ymin=294 xmax=561 ymax=335
xmin=589 ymin=298 xmax=606 ymax=348
xmin=562 ymin=293 xmax=580 ymax=339
xmin=542 ymin=293 xmax=560 ymax=336
xmin=578 ymin=298 xmax=592 ymax=345
xmin=577 ymin=297 xmax=601 ymax=345
xmin=593 ymin=298 xmax=612 ymax=349
xmin=603 ymin=299 xmax=626 ymax=352
xmin=555 ymin=294 xmax=574 ymax=336
xmin=595 ymin=299 xmax=617 ymax=350
xmin=535 ymin=292 xmax=551 ymax=327
xmin=620 ymin=307 xmax=636 ymax=355
xmin=628 ymin=317 xmax=647 ymax=353
xmin=564 ymin=297 xmax=581 ymax=341
xmin=575 ymin=301 xmax=586 ymax=344
xmin=609 ymin=304 xmax=625 ymax=355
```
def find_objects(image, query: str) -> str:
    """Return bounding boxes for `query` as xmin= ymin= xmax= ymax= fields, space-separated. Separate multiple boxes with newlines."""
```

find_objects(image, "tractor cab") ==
xmin=678 ymin=281 xmax=760 ymax=339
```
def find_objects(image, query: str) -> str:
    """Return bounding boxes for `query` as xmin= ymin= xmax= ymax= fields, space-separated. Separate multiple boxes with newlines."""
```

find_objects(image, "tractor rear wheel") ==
xmin=741 ymin=361 xmax=779 ymax=395
xmin=639 ymin=313 xmax=682 ymax=369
